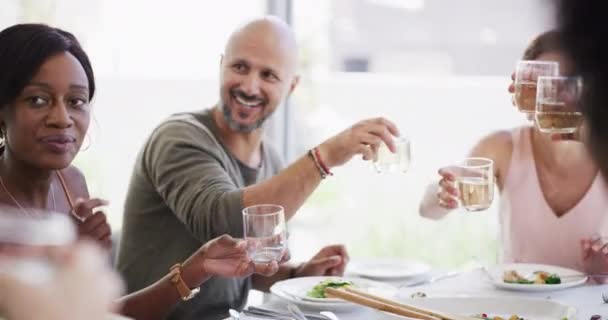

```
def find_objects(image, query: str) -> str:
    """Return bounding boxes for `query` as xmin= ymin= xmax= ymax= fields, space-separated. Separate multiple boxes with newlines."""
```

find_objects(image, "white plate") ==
xmin=486 ymin=263 xmax=587 ymax=292
xmin=270 ymin=276 xmax=397 ymax=311
xmin=377 ymin=296 xmax=575 ymax=320
xmin=348 ymin=258 xmax=432 ymax=280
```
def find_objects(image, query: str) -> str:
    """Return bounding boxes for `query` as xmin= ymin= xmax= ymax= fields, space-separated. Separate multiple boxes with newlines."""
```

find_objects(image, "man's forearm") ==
xmin=243 ymin=153 xmax=323 ymax=220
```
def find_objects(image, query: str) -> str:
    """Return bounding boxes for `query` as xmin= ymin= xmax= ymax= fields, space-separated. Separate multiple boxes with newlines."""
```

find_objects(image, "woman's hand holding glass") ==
xmin=436 ymin=167 xmax=459 ymax=209
xmin=182 ymin=234 xmax=280 ymax=288
xmin=436 ymin=158 xmax=494 ymax=212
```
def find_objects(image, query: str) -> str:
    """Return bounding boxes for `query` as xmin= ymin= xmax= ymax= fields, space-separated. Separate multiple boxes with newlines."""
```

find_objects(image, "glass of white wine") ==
xmin=535 ymin=76 xmax=584 ymax=134
xmin=455 ymin=157 xmax=494 ymax=212
xmin=242 ymin=204 xmax=287 ymax=263
xmin=373 ymin=137 xmax=411 ymax=174
xmin=514 ymin=60 xmax=559 ymax=113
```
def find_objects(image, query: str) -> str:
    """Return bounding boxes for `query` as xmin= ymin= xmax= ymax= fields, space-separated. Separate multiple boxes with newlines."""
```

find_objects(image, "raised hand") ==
xmin=436 ymin=167 xmax=459 ymax=209
xmin=181 ymin=234 xmax=280 ymax=288
xmin=317 ymin=117 xmax=399 ymax=169
xmin=294 ymin=244 xmax=349 ymax=277
xmin=72 ymin=198 xmax=112 ymax=249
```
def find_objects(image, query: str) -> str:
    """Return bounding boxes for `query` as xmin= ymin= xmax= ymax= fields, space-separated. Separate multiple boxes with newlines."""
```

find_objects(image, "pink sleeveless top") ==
xmin=499 ymin=126 xmax=608 ymax=271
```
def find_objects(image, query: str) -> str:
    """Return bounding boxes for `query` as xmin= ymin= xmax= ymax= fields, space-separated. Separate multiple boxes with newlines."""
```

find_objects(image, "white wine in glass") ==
xmin=373 ymin=137 xmax=411 ymax=174
xmin=457 ymin=177 xmax=493 ymax=211
xmin=514 ymin=60 xmax=559 ymax=113
xmin=455 ymin=157 xmax=494 ymax=212
xmin=535 ymin=76 xmax=583 ymax=134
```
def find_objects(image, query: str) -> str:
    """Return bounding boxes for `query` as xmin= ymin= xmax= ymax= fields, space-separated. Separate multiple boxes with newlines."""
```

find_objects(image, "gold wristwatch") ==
xmin=169 ymin=263 xmax=200 ymax=301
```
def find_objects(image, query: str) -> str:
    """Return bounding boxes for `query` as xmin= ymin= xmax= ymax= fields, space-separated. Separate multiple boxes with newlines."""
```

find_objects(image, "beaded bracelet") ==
xmin=308 ymin=149 xmax=327 ymax=178
xmin=313 ymin=147 xmax=332 ymax=176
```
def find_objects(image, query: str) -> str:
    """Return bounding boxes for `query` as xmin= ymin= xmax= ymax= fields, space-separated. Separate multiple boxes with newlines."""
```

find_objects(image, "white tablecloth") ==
xmin=242 ymin=270 xmax=608 ymax=319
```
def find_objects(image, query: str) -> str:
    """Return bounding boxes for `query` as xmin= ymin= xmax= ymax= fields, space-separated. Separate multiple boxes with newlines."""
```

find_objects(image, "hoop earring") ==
xmin=79 ymin=133 xmax=91 ymax=152
xmin=0 ymin=126 xmax=5 ymax=149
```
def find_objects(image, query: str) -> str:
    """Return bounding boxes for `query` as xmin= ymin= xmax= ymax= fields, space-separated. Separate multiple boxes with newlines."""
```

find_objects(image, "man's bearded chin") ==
xmin=220 ymin=101 xmax=274 ymax=133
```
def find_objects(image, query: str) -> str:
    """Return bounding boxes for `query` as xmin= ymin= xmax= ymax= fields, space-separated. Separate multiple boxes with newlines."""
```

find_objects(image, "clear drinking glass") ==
xmin=514 ymin=60 xmax=559 ymax=113
xmin=373 ymin=137 xmax=411 ymax=174
xmin=0 ymin=211 xmax=75 ymax=284
xmin=242 ymin=204 xmax=287 ymax=263
xmin=454 ymin=157 xmax=494 ymax=212
xmin=535 ymin=76 xmax=584 ymax=134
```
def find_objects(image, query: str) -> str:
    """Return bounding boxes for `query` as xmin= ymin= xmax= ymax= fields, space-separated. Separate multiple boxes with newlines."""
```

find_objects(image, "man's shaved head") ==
xmin=224 ymin=16 xmax=298 ymax=74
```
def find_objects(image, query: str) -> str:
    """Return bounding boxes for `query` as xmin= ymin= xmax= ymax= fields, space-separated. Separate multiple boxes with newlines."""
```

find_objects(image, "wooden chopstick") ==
xmin=342 ymin=287 xmax=476 ymax=320
xmin=345 ymin=287 xmax=472 ymax=320
xmin=324 ymin=287 xmax=440 ymax=320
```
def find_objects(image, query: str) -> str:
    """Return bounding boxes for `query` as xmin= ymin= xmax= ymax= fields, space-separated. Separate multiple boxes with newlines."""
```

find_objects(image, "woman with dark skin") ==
xmin=0 ymin=23 xmax=279 ymax=320
xmin=0 ymin=24 xmax=111 ymax=248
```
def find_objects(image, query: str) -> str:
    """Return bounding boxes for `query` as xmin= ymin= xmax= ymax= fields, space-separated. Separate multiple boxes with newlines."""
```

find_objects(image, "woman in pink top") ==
xmin=419 ymin=30 xmax=608 ymax=274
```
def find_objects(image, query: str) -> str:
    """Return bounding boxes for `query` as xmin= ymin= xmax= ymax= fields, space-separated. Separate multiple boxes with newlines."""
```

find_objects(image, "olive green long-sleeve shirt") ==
xmin=117 ymin=108 xmax=283 ymax=320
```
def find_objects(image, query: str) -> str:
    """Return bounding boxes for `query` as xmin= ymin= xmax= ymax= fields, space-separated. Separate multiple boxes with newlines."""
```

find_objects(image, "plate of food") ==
xmin=270 ymin=276 xmax=398 ymax=311
xmin=485 ymin=263 xmax=587 ymax=292
xmin=347 ymin=258 xmax=432 ymax=280
xmin=375 ymin=296 xmax=575 ymax=320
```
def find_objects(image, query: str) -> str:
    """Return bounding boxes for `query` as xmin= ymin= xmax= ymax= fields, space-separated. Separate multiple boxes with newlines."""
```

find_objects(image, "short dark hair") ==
xmin=557 ymin=0 xmax=608 ymax=176
xmin=522 ymin=30 xmax=563 ymax=61
xmin=0 ymin=24 xmax=95 ymax=108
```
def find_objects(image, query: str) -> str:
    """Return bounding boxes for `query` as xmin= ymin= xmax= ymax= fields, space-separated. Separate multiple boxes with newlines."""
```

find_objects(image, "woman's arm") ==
xmin=117 ymin=235 xmax=278 ymax=320
xmin=418 ymin=130 xmax=513 ymax=219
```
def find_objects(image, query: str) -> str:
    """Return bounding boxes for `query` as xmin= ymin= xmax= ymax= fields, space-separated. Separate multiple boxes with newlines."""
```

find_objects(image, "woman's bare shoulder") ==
xmin=469 ymin=128 xmax=523 ymax=187
xmin=470 ymin=129 xmax=514 ymax=159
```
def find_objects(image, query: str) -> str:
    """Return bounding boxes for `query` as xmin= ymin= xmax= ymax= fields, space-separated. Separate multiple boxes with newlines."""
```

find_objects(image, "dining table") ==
xmin=228 ymin=268 xmax=608 ymax=320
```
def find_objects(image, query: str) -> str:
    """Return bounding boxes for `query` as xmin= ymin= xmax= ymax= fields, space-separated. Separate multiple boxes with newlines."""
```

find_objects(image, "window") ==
xmin=2 ymin=0 xmax=558 ymax=269
xmin=286 ymin=0 xmax=555 ymax=267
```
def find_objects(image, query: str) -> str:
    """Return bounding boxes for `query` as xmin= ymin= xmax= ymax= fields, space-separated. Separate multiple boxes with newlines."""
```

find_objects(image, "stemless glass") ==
xmin=0 ymin=211 xmax=76 ymax=284
xmin=373 ymin=137 xmax=411 ymax=174
xmin=454 ymin=157 xmax=494 ymax=212
xmin=242 ymin=204 xmax=287 ymax=263
xmin=514 ymin=60 xmax=559 ymax=113
xmin=535 ymin=76 xmax=584 ymax=134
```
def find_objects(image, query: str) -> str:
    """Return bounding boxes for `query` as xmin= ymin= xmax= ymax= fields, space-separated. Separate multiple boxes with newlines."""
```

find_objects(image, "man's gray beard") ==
xmin=221 ymin=102 xmax=273 ymax=133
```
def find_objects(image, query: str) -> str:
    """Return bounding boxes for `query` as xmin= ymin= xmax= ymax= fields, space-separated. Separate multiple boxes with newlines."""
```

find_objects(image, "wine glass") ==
xmin=0 ymin=211 xmax=75 ymax=284
xmin=242 ymin=204 xmax=287 ymax=263
xmin=514 ymin=60 xmax=559 ymax=113
xmin=373 ymin=137 xmax=411 ymax=174
xmin=535 ymin=76 xmax=584 ymax=134
xmin=454 ymin=157 xmax=494 ymax=212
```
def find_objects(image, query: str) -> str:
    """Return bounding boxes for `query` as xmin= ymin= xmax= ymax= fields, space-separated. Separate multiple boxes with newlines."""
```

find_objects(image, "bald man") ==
xmin=117 ymin=16 xmax=399 ymax=319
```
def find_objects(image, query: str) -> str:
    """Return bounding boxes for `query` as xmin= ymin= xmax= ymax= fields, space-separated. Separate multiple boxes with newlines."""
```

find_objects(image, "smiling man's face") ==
xmin=218 ymin=17 xmax=299 ymax=133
